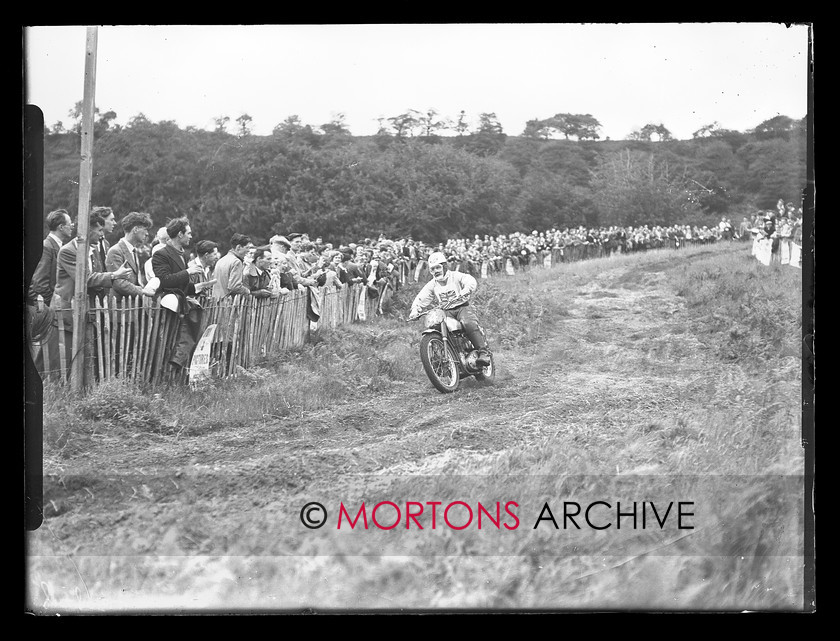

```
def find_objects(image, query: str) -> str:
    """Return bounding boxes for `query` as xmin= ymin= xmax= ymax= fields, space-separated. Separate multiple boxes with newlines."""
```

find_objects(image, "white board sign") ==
xmin=189 ymin=323 xmax=218 ymax=387
xmin=790 ymin=242 xmax=802 ymax=269
xmin=755 ymin=239 xmax=772 ymax=266
xmin=358 ymin=287 xmax=367 ymax=321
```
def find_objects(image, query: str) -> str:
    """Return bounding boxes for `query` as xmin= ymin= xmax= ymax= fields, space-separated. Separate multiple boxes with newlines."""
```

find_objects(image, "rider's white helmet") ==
xmin=428 ymin=252 xmax=448 ymax=268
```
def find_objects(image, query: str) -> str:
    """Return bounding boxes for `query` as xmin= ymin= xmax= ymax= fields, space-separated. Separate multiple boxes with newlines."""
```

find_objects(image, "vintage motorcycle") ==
xmin=408 ymin=295 xmax=495 ymax=393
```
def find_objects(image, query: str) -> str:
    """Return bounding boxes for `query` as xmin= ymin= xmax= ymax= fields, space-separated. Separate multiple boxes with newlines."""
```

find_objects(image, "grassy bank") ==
xmin=30 ymin=242 xmax=808 ymax=611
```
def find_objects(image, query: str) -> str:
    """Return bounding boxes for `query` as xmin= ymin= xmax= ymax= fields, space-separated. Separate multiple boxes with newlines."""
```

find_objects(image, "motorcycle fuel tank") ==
xmin=444 ymin=316 xmax=462 ymax=332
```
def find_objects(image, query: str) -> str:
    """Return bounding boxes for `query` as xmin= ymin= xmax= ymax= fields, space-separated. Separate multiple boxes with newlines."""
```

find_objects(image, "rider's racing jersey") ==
xmin=411 ymin=270 xmax=477 ymax=315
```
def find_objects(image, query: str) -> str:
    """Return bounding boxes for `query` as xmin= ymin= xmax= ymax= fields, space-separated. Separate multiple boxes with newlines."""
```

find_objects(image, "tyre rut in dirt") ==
xmin=419 ymin=333 xmax=460 ymax=393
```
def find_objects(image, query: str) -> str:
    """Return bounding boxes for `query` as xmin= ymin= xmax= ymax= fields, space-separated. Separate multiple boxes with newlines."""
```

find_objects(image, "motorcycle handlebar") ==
xmin=409 ymin=295 xmax=470 ymax=320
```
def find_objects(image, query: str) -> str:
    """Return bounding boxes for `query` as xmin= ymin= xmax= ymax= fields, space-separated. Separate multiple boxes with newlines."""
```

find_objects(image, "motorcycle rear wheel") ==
xmin=419 ymin=333 xmax=461 ymax=393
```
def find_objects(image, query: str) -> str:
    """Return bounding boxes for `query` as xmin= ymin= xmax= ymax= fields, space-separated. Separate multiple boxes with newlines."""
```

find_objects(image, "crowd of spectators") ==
xmin=747 ymin=199 xmax=804 ymax=266
xmin=27 ymin=201 xmax=804 ymax=379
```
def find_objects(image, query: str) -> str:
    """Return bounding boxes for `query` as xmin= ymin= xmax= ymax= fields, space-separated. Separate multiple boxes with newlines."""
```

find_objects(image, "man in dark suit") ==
xmin=28 ymin=209 xmax=73 ymax=307
xmin=53 ymin=211 xmax=132 ymax=381
xmin=106 ymin=211 xmax=157 ymax=300
xmin=55 ymin=212 xmax=132 ymax=312
xmin=27 ymin=209 xmax=74 ymax=377
xmin=151 ymin=216 xmax=214 ymax=370
xmin=105 ymin=211 xmax=157 ymax=375
xmin=92 ymin=206 xmax=117 ymax=271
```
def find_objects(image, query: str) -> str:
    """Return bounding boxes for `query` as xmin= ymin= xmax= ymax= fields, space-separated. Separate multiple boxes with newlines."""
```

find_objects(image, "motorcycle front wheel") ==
xmin=419 ymin=333 xmax=461 ymax=393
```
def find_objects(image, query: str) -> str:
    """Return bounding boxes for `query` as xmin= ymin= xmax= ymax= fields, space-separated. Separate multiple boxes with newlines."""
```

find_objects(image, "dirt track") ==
xmin=26 ymin=244 xmax=804 ymax=611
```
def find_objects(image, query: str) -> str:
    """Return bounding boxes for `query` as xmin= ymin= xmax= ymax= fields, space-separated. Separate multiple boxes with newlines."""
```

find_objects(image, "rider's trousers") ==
xmin=446 ymin=304 xmax=487 ymax=351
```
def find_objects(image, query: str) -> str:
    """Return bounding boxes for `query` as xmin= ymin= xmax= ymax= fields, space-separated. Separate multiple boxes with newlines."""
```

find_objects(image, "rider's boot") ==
xmin=468 ymin=332 xmax=491 ymax=366
xmin=464 ymin=324 xmax=491 ymax=367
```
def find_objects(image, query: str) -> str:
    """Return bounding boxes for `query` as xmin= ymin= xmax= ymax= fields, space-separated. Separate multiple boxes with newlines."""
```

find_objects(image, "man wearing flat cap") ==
xmin=270 ymin=235 xmax=291 ymax=261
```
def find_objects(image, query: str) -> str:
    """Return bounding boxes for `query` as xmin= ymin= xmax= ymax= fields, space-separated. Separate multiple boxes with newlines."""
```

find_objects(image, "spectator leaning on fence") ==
xmin=336 ymin=246 xmax=365 ymax=285
xmin=778 ymin=215 xmax=794 ymax=257
xmin=213 ymin=233 xmax=254 ymax=299
xmin=269 ymin=253 xmax=298 ymax=294
xmin=283 ymin=233 xmax=318 ymax=287
xmin=28 ymin=208 xmax=73 ymax=308
xmin=793 ymin=214 xmax=803 ymax=244
xmin=298 ymin=241 xmax=320 ymax=273
xmin=269 ymin=234 xmax=291 ymax=263
xmin=318 ymin=251 xmax=343 ymax=288
xmin=144 ymin=226 xmax=170 ymax=282
xmin=190 ymin=240 xmax=220 ymax=276
xmin=244 ymin=246 xmax=280 ymax=299
xmin=758 ymin=214 xmax=781 ymax=261
xmin=27 ymin=208 xmax=74 ymax=378
xmin=53 ymin=211 xmax=132 ymax=378
xmin=189 ymin=239 xmax=220 ymax=303
xmin=151 ymin=217 xmax=214 ymax=370
xmin=106 ymin=211 xmax=157 ymax=300
xmin=55 ymin=211 xmax=130 ymax=307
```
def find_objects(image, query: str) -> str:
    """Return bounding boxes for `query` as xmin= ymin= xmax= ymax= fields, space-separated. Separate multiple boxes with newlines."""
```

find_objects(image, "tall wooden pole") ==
xmin=71 ymin=27 xmax=98 ymax=393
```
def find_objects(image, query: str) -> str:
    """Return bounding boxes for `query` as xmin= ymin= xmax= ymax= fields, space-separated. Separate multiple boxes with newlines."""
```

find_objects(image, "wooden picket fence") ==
xmin=36 ymin=283 xmax=380 ymax=388
xmin=32 ymin=236 xmax=724 ymax=389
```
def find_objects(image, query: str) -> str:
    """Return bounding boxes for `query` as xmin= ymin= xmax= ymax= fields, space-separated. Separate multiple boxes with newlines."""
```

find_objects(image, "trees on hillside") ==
xmin=415 ymin=108 xmax=450 ymax=139
xmin=213 ymin=116 xmax=230 ymax=134
xmin=236 ymin=114 xmax=253 ymax=137
xmin=386 ymin=112 xmax=420 ymax=138
xmin=750 ymin=115 xmax=800 ymax=141
xmin=40 ymin=110 xmax=806 ymax=245
xmin=736 ymin=138 xmax=806 ymax=210
xmin=688 ymin=139 xmax=748 ymax=214
xmin=320 ymin=113 xmax=352 ymax=138
xmin=523 ymin=113 xmax=602 ymax=141
xmin=630 ymin=123 xmax=673 ymax=142
xmin=454 ymin=112 xmax=507 ymax=157
xmin=515 ymin=173 xmax=594 ymax=231
xmin=691 ymin=122 xmax=749 ymax=151
xmin=589 ymin=149 xmax=703 ymax=227
xmin=67 ymin=100 xmax=120 ymax=138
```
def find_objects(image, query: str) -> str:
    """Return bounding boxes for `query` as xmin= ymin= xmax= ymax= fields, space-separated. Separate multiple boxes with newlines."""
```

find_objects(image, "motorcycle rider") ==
xmin=410 ymin=251 xmax=492 ymax=366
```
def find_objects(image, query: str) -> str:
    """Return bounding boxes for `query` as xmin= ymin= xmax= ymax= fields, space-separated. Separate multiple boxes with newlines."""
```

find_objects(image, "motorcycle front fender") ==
xmin=421 ymin=318 xmax=448 ymax=339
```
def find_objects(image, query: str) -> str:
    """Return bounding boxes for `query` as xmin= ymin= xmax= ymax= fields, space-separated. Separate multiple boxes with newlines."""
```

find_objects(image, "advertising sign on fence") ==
xmin=755 ymin=239 xmax=772 ymax=266
xmin=780 ymin=240 xmax=791 ymax=265
xmin=358 ymin=287 xmax=367 ymax=321
xmin=189 ymin=323 xmax=218 ymax=388
xmin=790 ymin=242 xmax=802 ymax=269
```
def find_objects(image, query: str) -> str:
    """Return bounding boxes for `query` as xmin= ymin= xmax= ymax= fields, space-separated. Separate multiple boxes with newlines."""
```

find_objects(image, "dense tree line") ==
xmin=40 ymin=108 xmax=807 ymax=247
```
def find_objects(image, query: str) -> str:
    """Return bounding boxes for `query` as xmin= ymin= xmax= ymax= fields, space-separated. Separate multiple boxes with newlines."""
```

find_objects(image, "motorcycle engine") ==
xmin=465 ymin=349 xmax=481 ymax=371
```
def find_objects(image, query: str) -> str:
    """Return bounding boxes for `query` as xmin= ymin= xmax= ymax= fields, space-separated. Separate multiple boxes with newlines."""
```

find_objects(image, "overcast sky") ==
xmin=23 ymin=23 xmax=810 ymax=141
